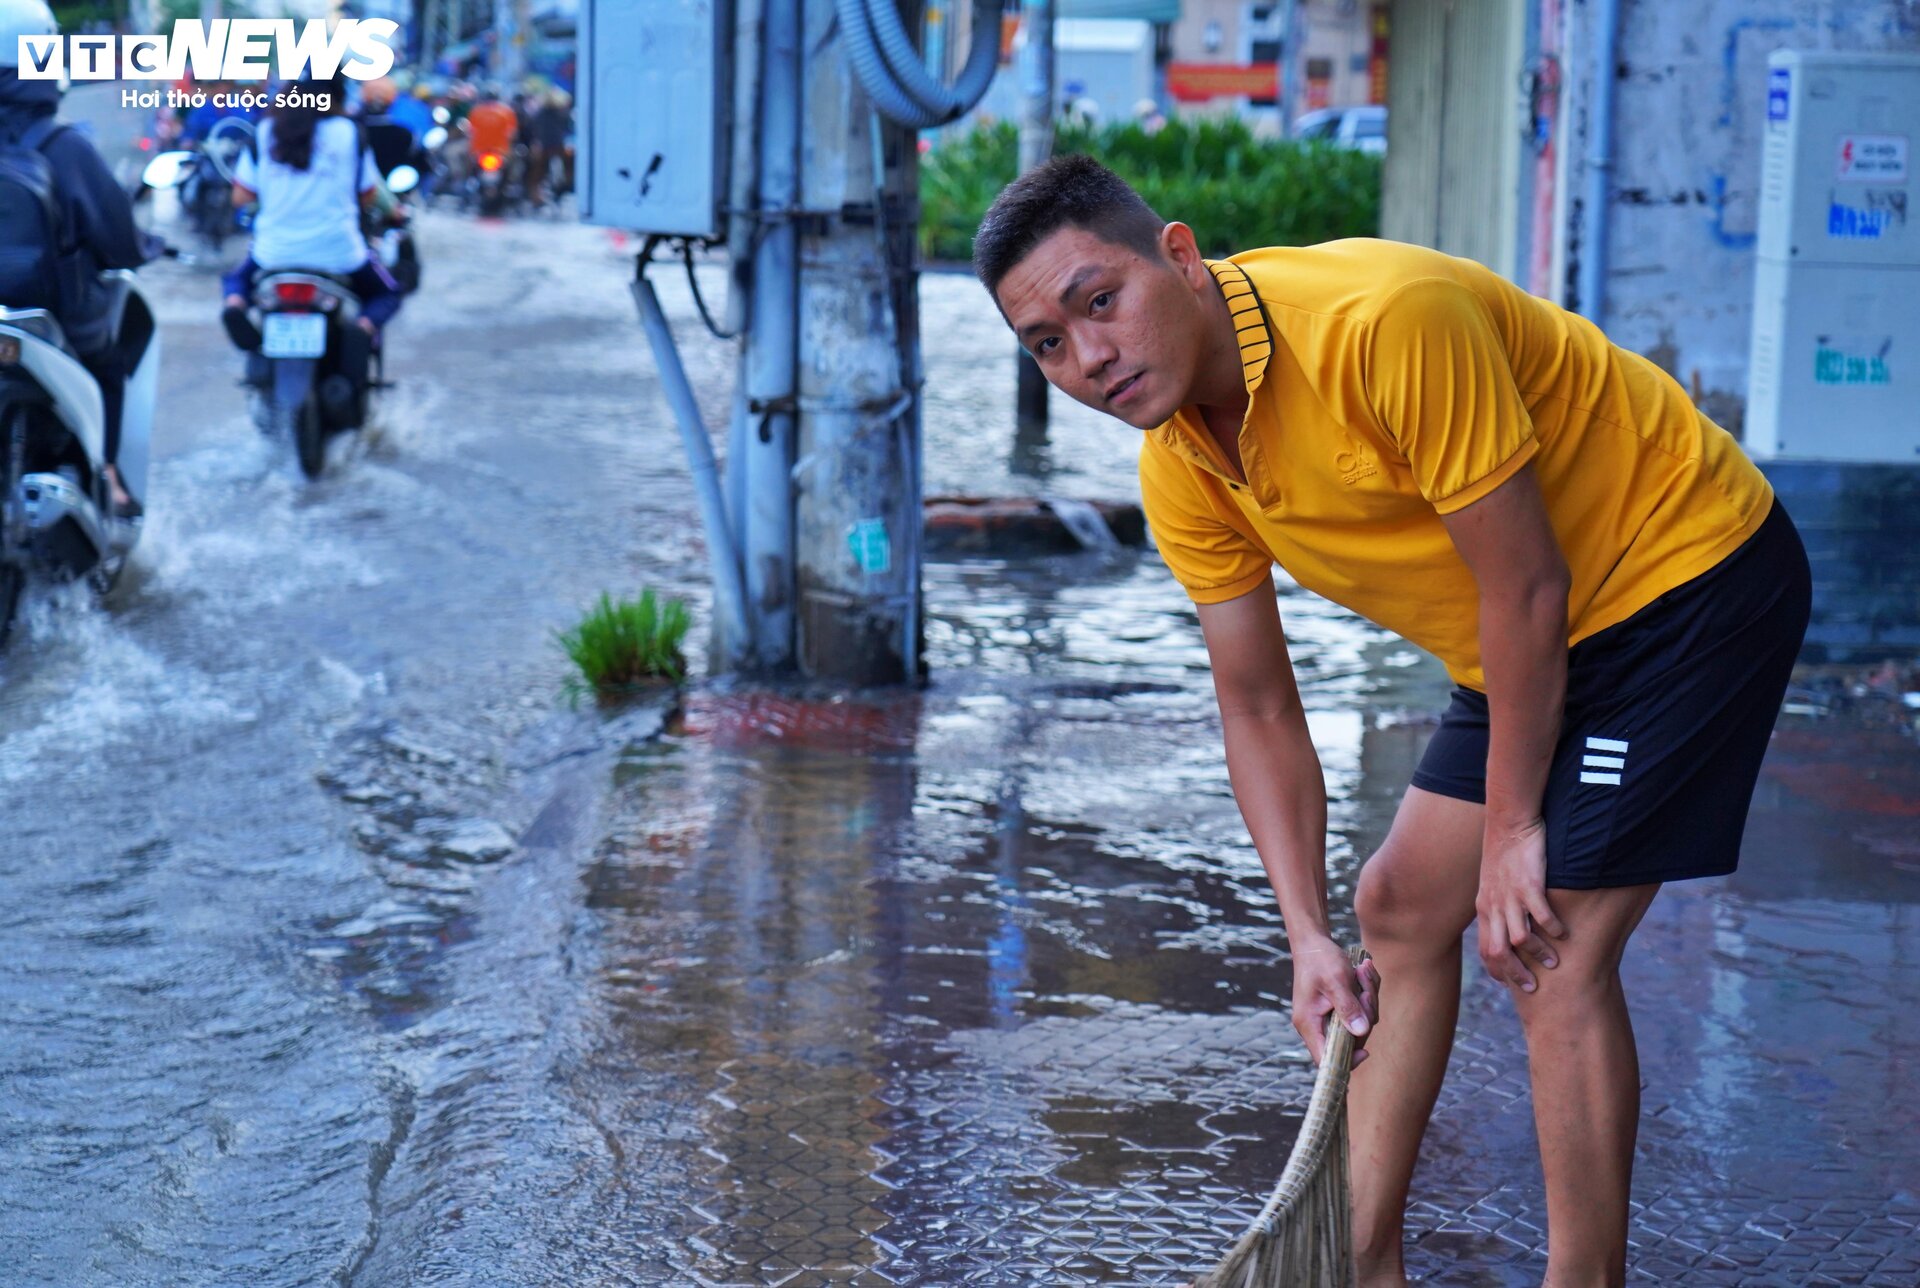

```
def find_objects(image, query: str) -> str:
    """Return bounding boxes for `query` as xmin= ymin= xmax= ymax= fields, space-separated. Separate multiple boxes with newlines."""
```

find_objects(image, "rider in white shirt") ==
xmin=220 ymin=77 xmax=402 ymax=350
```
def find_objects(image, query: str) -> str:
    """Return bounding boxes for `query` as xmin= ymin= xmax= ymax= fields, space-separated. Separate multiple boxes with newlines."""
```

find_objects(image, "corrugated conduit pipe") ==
xmin=836 ymin=0 xmax=1006 ymax=128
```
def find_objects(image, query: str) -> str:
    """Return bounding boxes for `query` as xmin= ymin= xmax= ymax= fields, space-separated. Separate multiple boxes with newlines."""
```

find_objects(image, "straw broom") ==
xmin=1193 ymin=945 xmax=1372 ymax=1288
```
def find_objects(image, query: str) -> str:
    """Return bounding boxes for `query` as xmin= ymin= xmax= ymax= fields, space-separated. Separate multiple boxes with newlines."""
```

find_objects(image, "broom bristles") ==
xmin=1193 ymin=945 xmax=1369 ymax=1288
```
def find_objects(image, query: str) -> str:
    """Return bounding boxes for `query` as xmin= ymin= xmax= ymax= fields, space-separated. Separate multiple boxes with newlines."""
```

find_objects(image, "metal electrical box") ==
xmin=577 ymin=0 xmax=730 ymax=237
xmin=1747 ymin=50 xmax=1920 ymax=461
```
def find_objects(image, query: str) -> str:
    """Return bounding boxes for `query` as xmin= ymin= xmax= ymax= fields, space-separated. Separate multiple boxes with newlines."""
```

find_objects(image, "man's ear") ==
xmin=1158 ymin=221 xmax=1208 ymax=287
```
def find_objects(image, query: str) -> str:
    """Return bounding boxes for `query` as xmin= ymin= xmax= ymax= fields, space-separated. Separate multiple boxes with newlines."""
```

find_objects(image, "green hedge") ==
xmin=919 ymin=116 xmax=1382 ymax=266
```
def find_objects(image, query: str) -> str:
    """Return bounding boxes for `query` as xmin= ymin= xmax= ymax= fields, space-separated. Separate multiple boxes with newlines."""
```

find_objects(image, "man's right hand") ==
xmin=1290 ymin=939 xmax=1380 ymax=1068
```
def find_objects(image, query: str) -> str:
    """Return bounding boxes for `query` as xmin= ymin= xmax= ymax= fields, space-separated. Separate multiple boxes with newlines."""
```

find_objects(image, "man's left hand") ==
xmin=1475 ymin=818 xmax=1566 ymax=992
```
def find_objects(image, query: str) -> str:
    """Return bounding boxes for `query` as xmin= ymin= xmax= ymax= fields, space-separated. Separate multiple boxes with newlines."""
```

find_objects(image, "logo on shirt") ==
xmin=1335 ymin=430 xmax=1378 ymax=486
xmin=1580 ymin=736 xmax=1628 ymax=786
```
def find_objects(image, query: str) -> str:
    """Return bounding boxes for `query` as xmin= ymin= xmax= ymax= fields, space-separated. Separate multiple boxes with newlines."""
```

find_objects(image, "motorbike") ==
xmin=463 ymin=141 xmax=524 ymax=217
xmin=141 ymin=149 xmax=420 ymax=481
xmin=177 ymin=116 xmax=255 ymax=252
xmin=0 ymin=271 xmax=163 ymax=645
xmin=245 ymin=161 xmax=423 ymax=479
xmin=420 ymin=124 xmax=453 ymax=206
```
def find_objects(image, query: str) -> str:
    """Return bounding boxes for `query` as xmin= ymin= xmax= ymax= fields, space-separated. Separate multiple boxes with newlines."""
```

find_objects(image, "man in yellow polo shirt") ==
xmin=974 ymin=155 xmax=1810 ymax=1286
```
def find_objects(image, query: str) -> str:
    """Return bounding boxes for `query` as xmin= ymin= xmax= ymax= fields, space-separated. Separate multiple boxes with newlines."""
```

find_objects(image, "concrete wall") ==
xmin=1561 ymin=0 xmax=1920 ymax=434
xmin=1164 ymin=0 xmax=1381 ymax=128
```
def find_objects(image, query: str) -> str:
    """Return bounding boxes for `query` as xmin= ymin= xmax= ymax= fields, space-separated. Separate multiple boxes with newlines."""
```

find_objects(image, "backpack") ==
xmin=0 ymin=115 xmax=73 ymax=313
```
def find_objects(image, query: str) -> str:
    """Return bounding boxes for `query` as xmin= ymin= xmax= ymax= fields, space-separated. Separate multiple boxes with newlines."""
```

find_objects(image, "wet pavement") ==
xmin=2 ymin=207 xmax=1917 ymax=1286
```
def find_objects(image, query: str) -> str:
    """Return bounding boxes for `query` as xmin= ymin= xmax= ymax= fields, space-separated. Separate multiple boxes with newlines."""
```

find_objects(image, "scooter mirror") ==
xmin=142 ymin=150 xmax=195 ymax=189
xmin=387 ymin=165 xmax=421 ymax=195
xmin=423 ymin=126 xmax=449 ymax=150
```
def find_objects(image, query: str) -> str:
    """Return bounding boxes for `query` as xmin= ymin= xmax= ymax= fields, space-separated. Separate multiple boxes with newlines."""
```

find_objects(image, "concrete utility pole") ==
xmin=1014 ymin=0 xmax=1056 ymax=431
xmin=741 ymin=0 xmax=801 ymax=672
xmin=493 ymin=0 xmax=528 ymax=84
xmin=1278 ymin=0 xmax=1301 ymax=134
xmin=791 ymin=0 xmax=925 ymax=685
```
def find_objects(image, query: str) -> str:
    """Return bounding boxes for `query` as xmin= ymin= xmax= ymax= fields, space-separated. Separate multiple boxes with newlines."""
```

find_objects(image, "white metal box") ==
xmin=1747 ymin=257 xmax=1919 ymax=459
xmin=1755 ymin=50 xmax=1920 ymax=268
xmin=577 ymin=0 xmax=730 ymax=237
xmin=1749 ymin=49 xmax=1920 ymax=461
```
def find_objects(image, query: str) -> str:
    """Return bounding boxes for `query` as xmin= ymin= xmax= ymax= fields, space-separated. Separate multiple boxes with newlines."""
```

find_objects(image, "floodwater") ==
xmin=2 ymin=214 xmax=1916 ymax=1286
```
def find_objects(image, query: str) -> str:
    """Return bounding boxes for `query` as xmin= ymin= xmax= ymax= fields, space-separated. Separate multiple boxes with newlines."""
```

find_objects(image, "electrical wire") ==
xmin=681 ymin=239 xmax=740 ymax=340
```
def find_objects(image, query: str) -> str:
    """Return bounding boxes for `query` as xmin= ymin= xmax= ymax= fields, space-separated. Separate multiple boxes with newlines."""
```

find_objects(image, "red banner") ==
xmin=1167 ymin=62 xmax=1280 ymax=103
xmin=1369 ymin=4 xmax=1391 ymax=105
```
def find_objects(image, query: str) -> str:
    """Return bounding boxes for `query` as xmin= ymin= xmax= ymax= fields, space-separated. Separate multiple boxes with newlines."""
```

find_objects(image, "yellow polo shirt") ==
xmin=1139 ymin=239 xmax=1773 ymax=691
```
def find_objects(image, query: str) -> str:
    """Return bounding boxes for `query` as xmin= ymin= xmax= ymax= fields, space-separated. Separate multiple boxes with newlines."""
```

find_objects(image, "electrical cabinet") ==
xmin=1747 ymin=50 xmax=1920 ymax=461
xmin=577 ymin=0 xmax=730 ymax=237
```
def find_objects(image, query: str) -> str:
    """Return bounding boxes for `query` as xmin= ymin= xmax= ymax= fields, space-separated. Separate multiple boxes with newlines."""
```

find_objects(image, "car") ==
xmin=1292 ymin=104 xmax=1387 ymax=154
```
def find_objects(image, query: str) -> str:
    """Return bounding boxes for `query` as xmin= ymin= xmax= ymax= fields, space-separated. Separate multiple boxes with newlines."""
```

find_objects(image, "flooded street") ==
xmin=2 ymin=212 xmax=1916 ymax=1286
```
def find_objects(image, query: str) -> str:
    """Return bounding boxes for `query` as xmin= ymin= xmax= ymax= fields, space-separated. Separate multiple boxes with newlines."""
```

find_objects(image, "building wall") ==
xmin=1164 ymin=0 xmax=1381 ymax=127
xmin=1558 ymin=0 xmax=1920 ymax=433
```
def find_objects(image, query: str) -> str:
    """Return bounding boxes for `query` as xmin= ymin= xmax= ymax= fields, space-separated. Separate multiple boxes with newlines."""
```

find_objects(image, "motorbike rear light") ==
xmin=275 ymin=282 xmax=319 ymax=305
xmin=479 ymin=152 xmax=503 ymax=172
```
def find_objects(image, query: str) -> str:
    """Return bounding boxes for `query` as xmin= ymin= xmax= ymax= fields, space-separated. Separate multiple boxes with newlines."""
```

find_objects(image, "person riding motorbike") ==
xmin=219 ymin=76 xmax=403 ymax=380
xmin=461 ymin=86 xmax=518 ymax=179
xmin=0 ymin=0 xmax=155 ymax=518
xmin=178 ymin=79 xmax=259 ymax=143
xmin=384 ymin=80 xmax=437 ymax=148
xmin=526 ymin=88 xmax=572 ymax=206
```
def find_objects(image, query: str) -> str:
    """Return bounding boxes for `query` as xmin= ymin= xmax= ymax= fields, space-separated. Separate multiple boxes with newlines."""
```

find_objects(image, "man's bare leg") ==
xmin=1349 ymin=786 xmax=1484 ymax=1287
xmin=1509 ymin=883 xmax=1658 ymax=1288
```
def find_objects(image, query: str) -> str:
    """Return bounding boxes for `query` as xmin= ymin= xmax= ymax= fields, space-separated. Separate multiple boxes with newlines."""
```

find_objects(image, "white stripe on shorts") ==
xmin=1581 ymin=771 xmax=1623 ymax=785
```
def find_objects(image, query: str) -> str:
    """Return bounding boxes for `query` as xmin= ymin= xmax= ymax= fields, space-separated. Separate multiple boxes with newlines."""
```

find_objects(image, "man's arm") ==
xmin=1438 ymin=461 xmax=1571 ymax=992
xmin=1198 ymin=586 xmax=1378 ymax=1064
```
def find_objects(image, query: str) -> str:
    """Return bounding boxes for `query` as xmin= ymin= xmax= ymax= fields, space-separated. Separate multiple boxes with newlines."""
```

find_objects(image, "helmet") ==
xmin=0 ymin=0 xmax=58 ymax=71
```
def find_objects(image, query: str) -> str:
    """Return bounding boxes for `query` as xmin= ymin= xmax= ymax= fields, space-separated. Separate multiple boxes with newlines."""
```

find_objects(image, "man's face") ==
xmin=993 ymin=223 xmax=1211 ymax=430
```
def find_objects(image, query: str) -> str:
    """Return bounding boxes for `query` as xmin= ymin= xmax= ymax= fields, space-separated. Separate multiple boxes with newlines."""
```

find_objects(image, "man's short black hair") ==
xmin=973 ymin=154 xmax=1166 ymax=299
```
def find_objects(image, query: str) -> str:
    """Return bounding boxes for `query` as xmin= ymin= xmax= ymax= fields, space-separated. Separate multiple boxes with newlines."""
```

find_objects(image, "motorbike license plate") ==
xmin=262 ymin=312 xmax=327 ymax=359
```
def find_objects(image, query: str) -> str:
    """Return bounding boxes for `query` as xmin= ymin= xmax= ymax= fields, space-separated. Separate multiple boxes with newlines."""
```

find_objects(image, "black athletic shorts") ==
xmin=1410 ymin=500 xmax=1811 ymax=889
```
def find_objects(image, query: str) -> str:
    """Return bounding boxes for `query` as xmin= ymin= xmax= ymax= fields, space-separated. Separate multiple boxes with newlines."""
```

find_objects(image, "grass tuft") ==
xmin=558 ymin=590 xmax=691 ymax=702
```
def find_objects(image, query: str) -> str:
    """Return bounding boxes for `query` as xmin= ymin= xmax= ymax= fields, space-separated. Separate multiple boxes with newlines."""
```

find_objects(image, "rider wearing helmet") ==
xmin=0 ymin=0 xmax=155 ymax=516
xmin=384 ymin=79 xmax=437 ymax=147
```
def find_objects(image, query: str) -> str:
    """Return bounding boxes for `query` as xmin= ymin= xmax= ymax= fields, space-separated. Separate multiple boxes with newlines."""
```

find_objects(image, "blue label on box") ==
xmin=1768 ymin=67 xmax=1791 ymax=122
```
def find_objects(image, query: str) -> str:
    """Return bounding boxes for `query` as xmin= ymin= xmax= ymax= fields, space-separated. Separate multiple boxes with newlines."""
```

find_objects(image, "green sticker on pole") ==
xmin=847 ymin=518 xmax=892 ymax=575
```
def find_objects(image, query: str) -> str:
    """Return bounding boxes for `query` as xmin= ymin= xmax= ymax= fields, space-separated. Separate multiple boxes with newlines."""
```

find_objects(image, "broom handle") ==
xmin=1250 ymin=943 xmax=1370 ymax=1235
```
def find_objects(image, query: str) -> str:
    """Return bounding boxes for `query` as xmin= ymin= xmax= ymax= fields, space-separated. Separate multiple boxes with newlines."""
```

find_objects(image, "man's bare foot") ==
xmin=1356 ymin=1253 xmax=1411 ymax=1287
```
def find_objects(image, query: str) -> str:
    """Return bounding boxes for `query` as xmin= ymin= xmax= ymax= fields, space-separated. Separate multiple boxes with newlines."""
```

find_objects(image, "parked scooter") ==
xmin=0 ymin=268 xmax=163 ymax=644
